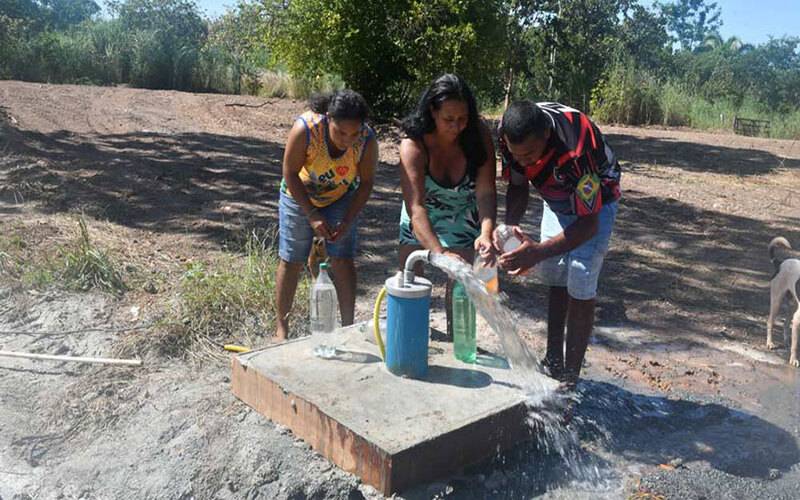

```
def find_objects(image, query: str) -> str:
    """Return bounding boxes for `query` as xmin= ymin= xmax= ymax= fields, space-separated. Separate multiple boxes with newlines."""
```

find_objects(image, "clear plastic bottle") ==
xmin=496 ymin=224 xmax=522 ymax=253
xmin=310 ymin=262 xmax=338 ymax=335
xmin=452 ymin=281 xmax=476 ymax=363
xmin=473 ymin=253 xmax=499 ymax=294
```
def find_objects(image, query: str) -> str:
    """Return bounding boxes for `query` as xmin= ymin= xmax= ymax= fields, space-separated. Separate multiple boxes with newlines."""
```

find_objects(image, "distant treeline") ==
xmin=2 ymin=0 xmax=799 ymax=137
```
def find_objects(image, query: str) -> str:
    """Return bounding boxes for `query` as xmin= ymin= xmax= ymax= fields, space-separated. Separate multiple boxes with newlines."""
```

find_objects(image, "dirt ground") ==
xmin=1 ymin=81 xmax=799 ymax=499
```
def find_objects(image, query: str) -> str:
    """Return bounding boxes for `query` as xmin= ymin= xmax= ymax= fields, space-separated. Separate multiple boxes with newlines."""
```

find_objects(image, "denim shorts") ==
xmin=536 ymin=201 xmax=618 ymax=300
xmin=278 ymin=191 xmax=358 ymax=262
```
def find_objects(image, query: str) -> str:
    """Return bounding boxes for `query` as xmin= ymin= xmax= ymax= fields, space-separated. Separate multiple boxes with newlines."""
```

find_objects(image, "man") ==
xmin=495 ymin=101 xmax=621 ymax=390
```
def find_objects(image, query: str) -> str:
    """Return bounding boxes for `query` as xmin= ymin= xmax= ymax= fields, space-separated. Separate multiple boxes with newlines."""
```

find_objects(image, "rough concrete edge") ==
xmin=230 ymin=354 xmax=396 ymax=495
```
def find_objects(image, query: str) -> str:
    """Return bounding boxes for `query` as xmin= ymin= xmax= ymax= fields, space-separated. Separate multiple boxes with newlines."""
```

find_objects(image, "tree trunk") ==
xmin=503 ymin=66 xmax=514 ymax=110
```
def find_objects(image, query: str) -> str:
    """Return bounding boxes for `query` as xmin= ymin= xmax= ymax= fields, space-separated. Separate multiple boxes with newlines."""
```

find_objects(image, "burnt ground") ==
xmin=0 ymin=81 xmax=799 ymax=499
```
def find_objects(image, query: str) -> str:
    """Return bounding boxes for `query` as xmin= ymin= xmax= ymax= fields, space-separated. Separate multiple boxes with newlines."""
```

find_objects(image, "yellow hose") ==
xmin=373 ymin=286 xmax=387 ymax=360
xmin=223 ymin=344 xmax=251 ymax=353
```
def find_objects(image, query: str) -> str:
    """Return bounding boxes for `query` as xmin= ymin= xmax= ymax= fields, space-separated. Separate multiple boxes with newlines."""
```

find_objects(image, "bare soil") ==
xmin=1 ymin=81 xmax=799 ymax=499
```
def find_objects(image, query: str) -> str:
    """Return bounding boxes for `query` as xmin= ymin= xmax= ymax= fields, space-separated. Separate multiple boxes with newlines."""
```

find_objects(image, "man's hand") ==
xmin=492 ymin=225 xmax=521 ymax=253
xmin=309 ymin=212 xmax=334 ymax=240
xmin=497 ymin=227 xmax=547 ymax=275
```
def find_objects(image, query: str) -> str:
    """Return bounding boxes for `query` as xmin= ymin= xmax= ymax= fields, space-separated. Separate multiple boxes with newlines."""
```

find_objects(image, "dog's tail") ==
xmin=769 ymin=236 xmax=792 ymax=273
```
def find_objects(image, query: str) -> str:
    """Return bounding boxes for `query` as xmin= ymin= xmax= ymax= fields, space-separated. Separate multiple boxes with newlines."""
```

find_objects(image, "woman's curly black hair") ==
xmin=401 ymin=74 xmax=487 ymax=178
xmin=309 ymin=89 xmax=370 ymax=122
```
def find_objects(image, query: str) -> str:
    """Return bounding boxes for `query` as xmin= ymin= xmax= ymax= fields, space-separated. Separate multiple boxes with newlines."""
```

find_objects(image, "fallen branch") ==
xmin=0 ymin=321 xmax=160 ymax=337
xmin=0 ymin=350 xmax=142 ymax=366
xmin=224 ymin=101 xmax=273 ymax=108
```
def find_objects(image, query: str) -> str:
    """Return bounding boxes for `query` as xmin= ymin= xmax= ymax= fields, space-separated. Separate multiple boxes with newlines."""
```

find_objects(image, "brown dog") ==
xmin=767 ymin=237 xmax=800 ymax=367
xmin=307 ymin=236 xmax=328 ymax=279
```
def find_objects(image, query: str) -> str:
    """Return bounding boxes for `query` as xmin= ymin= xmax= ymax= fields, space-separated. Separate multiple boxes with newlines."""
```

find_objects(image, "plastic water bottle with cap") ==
xmin=310 ymin=262 xmax=338 ymax=335
xmin=452 ymin=281 xmax=476 ymax=363
xmin=496 ymin=224 xmax=522 ymax=253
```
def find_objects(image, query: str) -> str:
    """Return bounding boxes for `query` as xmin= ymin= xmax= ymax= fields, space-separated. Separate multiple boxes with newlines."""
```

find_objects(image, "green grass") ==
xmin=0 ymin=230 xmax=55 ymax=287
xmin=0 ymin=217 xmax=127 ymax=295
xmin=591 ymin=62 xmax=800 ymax=139
xmin=59 ymin=217 xmax=127 ymax=295
xmin=256 ymin=70 xmax=343 ymax=99
xmin=658 ymin=81 xmax=693 ymax=127
xmin=659 ymin=86 xmax=800 ymax=139
xmin=677 ymin=97 xmax=800 ymax=139
xmin=167 ymin=228 xmax=309 ymax=353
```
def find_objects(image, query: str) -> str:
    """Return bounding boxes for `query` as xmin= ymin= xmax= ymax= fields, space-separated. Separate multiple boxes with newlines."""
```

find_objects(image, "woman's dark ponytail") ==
xmin=309 ymin=89 xmax=369 ymax=122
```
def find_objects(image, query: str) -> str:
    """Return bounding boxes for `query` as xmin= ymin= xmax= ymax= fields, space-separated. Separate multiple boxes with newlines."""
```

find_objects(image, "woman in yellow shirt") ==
xmin=276 ymin=90 xmax=378 ymax=340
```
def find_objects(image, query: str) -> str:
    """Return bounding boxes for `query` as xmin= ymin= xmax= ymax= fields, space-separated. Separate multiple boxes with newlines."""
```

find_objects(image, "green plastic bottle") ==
xmin=452 ymin=281 xmax=476 ymax=363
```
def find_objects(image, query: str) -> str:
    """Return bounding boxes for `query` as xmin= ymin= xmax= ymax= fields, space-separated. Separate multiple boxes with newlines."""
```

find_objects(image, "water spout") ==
xmin=402 ymin=249 xmax=430 ymax=287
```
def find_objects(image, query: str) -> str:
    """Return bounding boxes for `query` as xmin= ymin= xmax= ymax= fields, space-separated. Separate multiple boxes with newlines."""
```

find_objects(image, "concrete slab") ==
xmin=231 ymin=322 xmax=533 ymax=495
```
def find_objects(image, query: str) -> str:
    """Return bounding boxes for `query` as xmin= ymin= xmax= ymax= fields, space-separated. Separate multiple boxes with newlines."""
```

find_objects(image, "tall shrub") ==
xmin=590 ymin=59 xmax=662 ymax=125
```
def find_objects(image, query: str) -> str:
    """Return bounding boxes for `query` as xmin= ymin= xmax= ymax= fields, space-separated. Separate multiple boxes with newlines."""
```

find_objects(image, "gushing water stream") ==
xmin=429 ymin=253 xmax=556 ymax=398
xmin=429 ymin=253 xmax=610 ymax=487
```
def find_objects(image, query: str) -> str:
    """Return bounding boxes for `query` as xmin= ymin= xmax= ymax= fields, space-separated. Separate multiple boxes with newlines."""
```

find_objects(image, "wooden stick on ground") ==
xmin=0 ymin=350 xmax=142 ymax=366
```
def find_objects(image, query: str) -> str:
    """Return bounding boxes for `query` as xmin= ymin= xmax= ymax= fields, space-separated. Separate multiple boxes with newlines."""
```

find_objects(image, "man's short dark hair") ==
xmin=501 ymin=100 xmax=551 ymax=144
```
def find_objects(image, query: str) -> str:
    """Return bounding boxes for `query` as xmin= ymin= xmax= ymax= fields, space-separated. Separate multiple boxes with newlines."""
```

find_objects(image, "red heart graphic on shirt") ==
xmin=335 ymin=166 xmax=349 ymax=177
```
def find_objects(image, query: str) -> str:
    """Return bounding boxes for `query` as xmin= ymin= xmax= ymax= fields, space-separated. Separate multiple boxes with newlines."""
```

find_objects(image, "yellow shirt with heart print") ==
xmin=280 ymin=111 xmax=375 ymax=208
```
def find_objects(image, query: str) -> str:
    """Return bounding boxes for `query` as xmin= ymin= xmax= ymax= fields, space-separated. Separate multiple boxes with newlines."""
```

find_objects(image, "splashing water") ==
xmin=429 ymin=253 xmax=607 ymax=486
xmin=429 ymin=253 xmax=556 ymax=399
xmin=313 ymin=344 xmax=338 ymax=359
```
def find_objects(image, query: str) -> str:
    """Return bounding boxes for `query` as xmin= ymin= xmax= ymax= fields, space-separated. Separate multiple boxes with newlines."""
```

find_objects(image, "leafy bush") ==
xmin=659 ymin=81 xmax=691 ymax=126
xmin=591 ymin=60 xmax=662 ymax=125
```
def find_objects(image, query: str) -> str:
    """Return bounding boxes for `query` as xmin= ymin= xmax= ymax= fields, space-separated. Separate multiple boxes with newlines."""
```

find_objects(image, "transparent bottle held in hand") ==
xmin=473 ymin=253 xmax=499 ymax=294
xmin=496 ymin=224 xmax=522 ymax=253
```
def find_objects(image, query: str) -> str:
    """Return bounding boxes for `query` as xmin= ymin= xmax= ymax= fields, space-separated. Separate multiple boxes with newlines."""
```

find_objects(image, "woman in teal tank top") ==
xmin=398 ymin=74 xmax=497 ymax=337
xmin=398 ymin=145 xmax=480 ymax=249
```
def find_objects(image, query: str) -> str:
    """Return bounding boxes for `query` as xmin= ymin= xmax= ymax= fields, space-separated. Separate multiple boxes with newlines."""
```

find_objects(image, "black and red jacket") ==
xmin=499 ymin=102 xmax=621 ymax=216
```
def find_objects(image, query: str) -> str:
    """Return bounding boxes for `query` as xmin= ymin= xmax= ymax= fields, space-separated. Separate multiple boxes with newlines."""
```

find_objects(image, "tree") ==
xmin=394 ymin=0 xmax=508 ymax=106
xmin=206 ymin=1 xmax=273 ymax=93
xmin=735 ymin=37 xmax=800 ymax=110
xmin=110 ymin=0 xmax=205 ymax=41
xmin=658 ymin=0 xmax=722 ymax=52
xmin=275 ymin=0 xmax=407 ymax=112
xmin=109 ymin=0 xmax=207 ymax=89
xmin=43 ymin=0 xmax=101 ymax=29
xmin=498 ymin=0 xmax=543 ymax=107
xmin=526 ymin=0 xmax=625 ymax=107
xmin=0 ymin=0 xmax=100 ymax=30
xmin=617 ymin=3 xmax=671 ymax=73
xmin=275 ymin=0 xmax=508 ymax=113
xmin=0 ymin=0 xmax=41 ymax=22
xmin=696 ymin=34 xmax=752 ymax=54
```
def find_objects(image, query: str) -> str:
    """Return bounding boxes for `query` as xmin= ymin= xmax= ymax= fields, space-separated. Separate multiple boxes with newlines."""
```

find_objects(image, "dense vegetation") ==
xmin=2 ymin=0 xmax=798 ymax=136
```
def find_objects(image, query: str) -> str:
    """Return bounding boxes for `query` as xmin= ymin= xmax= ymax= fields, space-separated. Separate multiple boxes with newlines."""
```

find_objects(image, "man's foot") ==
xmin=557 ymin=376 xmax=579 ymax=425
xmin=542 ymin=356 xmax=564 ymax=381
xmin=560 ymin=370 xmax=579 ymax=392
xmin=561 ymin=400 xmax=576 ymax=426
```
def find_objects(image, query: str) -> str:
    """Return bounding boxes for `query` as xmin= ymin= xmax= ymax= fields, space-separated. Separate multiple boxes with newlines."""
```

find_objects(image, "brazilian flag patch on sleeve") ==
xmin=577 ymin=173 xmax=600 ymax=202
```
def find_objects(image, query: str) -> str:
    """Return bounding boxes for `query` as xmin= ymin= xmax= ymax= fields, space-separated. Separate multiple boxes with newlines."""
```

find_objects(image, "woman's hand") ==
xmin=330 ymin=218 xmax=352 ymax=242
xmin=497 ymin=227 xmax=547 ymax=275
xmin=432 ymin=247 xmax=468 ymax=264
xmin=474 ymin=231 xmax=496 ymax=265
xmin=308 ymin=212 xmax=334 ymax=240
